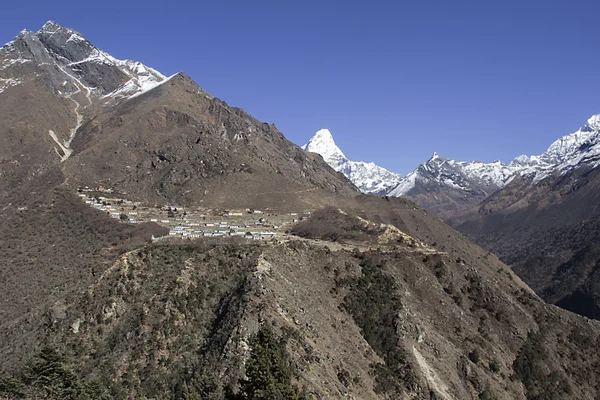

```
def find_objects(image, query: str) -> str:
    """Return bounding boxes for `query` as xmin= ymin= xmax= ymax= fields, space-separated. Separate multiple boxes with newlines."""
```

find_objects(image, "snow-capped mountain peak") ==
xmin=388 ymin=153 xmax=513 ymax=198
xmin=390 ymin=112 xmax=600 ymax=199
xmin=507 ymin=113 xmax=600 ymax=182
xmin=1 ymin=21 xmax=166 ymax=102
xmin=0 ymin=21 xmax=171 ymax=163
xmin=583 ymin=114 xmax=600 ymax=132
xmin=302 ymin=129 xmax=403 ymax=195
xmin=303 ymin=128 xmax=346 ymax=163
xmin=302 ymin=113 xmax=600 ymax=216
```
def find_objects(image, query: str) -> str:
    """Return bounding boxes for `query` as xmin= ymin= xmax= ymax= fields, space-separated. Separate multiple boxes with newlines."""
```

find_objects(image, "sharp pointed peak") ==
xmin=309 ymin=128 xmax=338 ymax=147
xmin=37 ymin=20 xmax=81 ymax=38
xmin=313 ymin=128 xmax=334 ymax=140
xmin=303 ymin=128 xmax=346 ymax=159
xmin=582 ymin=114 xmax=600 ymax=133
xmin=428 ymin=152 xmax=446 ymax=161
xmin=40 ymin=20 xmax=66 ymax=31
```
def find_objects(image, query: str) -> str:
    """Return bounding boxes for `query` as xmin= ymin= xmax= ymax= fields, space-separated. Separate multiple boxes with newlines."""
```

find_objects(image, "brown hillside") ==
xmin=454 ymin=166 xmax=600 ymax=319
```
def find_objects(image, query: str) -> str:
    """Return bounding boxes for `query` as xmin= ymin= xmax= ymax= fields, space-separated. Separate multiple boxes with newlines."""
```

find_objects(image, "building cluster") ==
xmin=77 ymin=187 xmax=310 ymax=242
xmin=168 ymin=222 xmax=277 ymax=240
xmin=79 ymin=193 xmax=139 ymax=223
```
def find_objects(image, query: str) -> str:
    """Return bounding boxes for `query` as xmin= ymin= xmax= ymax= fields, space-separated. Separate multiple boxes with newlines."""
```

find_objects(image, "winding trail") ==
xmin=48 ymin=65 xmax=92 ymax=162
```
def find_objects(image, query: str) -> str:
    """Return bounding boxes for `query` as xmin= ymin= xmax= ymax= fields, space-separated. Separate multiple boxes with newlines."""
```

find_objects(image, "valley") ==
xmin=1 ymin=20 xmax=600 ymax=400
xmin=307 ymin=116 xmax=600 ymax=321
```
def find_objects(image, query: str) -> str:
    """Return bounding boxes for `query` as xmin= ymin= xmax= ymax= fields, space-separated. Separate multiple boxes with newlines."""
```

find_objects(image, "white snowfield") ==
xmin=305 ymin=114 xmax=600 ymax=197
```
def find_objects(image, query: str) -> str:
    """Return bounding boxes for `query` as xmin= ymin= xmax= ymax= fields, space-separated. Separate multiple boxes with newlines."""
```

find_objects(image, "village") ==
xmin=77 ymin=186 xmax=311 ymax=241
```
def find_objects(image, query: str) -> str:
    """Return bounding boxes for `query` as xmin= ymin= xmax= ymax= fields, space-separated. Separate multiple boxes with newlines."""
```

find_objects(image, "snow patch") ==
xmin=0 ymin=58 xmax=31 ymax=71
xmin=388 ymin=172 xmax=418 ymax=196
xmin=0 ymin=77 xmax=22 ymax=94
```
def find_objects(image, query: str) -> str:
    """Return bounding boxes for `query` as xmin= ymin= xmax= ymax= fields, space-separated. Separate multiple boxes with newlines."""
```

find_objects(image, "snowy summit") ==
xmin=302 ymin=129 xmax=403 ymax=195
xmin=303 ymin=114 xmax=600 ymax=202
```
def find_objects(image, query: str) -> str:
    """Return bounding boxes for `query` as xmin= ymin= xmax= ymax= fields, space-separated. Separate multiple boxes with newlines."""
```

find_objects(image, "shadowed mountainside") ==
xmin=454 ymin=165 xmax=600 ymax=320
xmin=2 ymin=195 xmax=600 ymax=399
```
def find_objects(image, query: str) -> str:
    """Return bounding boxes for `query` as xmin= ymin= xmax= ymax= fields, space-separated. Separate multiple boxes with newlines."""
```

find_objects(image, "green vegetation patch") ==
xmin=231 ymin=326 xmax=306 ymax=400
xmin=339 ymin=255 xmax=418 ymax=396
xmin=0 ymin=347 xmax=112 ymax=399
xmin=513 ymin=330 xmax=572 ymax=400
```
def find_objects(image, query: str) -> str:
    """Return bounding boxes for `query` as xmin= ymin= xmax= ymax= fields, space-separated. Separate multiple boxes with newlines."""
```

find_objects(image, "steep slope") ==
xmin=453 ymin=115 xmax=600 ymax=319
xmin=0 ymin=22 xmax=357 ymax=211
xmin=302 ymin=129 xmax=403 ymax=195
xmin=0 ymin=21 xmax=166 ymax=197
xmin=2 ymin=21 xmax=600 ymax=400
xmin=304 ymin=114 xmax=600 ymax=218
xmin=506 ymin=114 xmax=600 ymax=182
xmin=302 ymin=129 xmax=518 ymax=214
xmin=34 ymin=21 xmax=166 ymax=100
xmin=0 ymin=167 xmax=168 ymax=345
xmin=388 ymin=153 xmax=513 ymax=216
xmin=2 ymin=196 xmax=600 ymax=399
xmin=62 ymin=76 xmax=357 ymax=209
xmin=391 ymin=114 xmax=600 ymax=216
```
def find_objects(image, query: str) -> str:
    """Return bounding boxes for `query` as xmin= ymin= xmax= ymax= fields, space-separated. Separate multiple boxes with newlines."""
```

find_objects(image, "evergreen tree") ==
xmin=238 ymin=327 xmax=305 ymax=400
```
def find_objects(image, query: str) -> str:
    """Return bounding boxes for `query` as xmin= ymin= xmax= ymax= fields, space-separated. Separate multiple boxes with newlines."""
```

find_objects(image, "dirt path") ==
xmin=412 ymin=345 xmax=454 ymax=400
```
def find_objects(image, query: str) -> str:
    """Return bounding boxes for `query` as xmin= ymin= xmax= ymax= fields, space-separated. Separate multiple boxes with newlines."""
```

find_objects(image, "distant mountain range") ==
xmin=3 ymin=21 xmax=600 ymax=400
xmin=304 ymin=116 xmax=600 ymax=319
xmin=303 ymin=114 xmax=600 ymax=215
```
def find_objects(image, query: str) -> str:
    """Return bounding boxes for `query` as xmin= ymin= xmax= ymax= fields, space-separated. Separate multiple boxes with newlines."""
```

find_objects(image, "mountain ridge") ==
xmin=303 ymin=114 xmax=600 ymax=214
xmin=0 ymin=21 xmax=358 ymax=209
xmin=2 ymin=21 xmax=600 ymax=400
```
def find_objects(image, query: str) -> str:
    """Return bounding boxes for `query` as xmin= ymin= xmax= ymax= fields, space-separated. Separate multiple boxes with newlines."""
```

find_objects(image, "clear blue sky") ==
xmin=2 ymin=0 xmax=600 ymax=174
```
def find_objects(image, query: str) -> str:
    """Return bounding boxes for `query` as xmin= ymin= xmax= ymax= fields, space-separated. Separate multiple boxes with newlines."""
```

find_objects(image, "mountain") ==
xmin=301 ymin=129 xmax=520 ymax=214
xmin=302 ymin=129 xmax=403 ymax=194
xmin=508 ymin=114 xmax=600 ymax=181
xmin=304 ymin=114 xmax=600 ymax=217
xmin=0 ymin=21 xmax=357 ymax=210
xmin=452 ymin=114 xmax=600 ymax=320
xmin=0 ymin=21 xmax=166 ymax=195
xmin=387 ymin=153 xmax=514 ymax=216
xmin=3 ymin=22 xmax=600 ymax=400
xmin=390 ymin=114 xmax=600 ymax=215
xmin=3 ymin=187 xmax=600 ymax=399
xmin=302 ymin=115 xmax=600 ymax=322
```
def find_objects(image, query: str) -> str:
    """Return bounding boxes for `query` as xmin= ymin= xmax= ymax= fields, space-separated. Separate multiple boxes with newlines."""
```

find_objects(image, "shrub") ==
xmin=237 ymin=326 xmax=306 ymax=400
xmin=489 ymin=358 xmax=501 ymax=373
xmin=290 ymin=207 xmax=383 ymax=242
xmin=468 ymin=349 xmax=480 ymax=364
xmin=341 ymin=256 xmax=417 ymax=395
xmin=513 ymin=331 xmax=572 ymax=400
xmin=0 ymin=346 xmax=112 ymax=400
